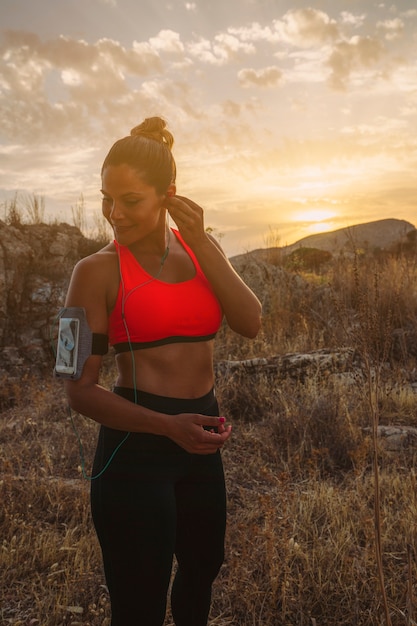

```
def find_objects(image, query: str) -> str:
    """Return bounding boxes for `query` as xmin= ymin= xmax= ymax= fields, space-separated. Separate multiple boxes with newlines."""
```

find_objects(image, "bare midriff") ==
xmin=114 ymin=339 xmax=215 ymax=399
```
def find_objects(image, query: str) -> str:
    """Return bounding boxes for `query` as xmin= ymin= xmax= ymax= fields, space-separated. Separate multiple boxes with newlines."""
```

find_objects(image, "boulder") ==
xmin=0 ymin=220 xmax=102 ymax=377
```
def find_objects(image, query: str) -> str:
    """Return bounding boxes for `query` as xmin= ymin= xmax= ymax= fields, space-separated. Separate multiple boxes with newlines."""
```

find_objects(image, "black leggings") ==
xmin=90 ymin=387 xmax=227 ymax=626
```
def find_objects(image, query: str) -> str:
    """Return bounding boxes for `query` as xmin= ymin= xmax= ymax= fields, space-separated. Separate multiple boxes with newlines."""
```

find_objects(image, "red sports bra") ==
xmin=108 ymin=229 xmax=223 ymax=352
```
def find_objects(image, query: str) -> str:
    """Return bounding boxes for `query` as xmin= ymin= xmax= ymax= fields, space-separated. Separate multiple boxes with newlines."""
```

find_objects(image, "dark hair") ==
xmin=101 ymin=117 xmax=176 ymax=194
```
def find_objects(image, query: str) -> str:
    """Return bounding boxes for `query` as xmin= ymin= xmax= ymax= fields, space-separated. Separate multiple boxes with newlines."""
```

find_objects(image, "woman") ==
xmin=64 ymin=116 xmax=262 ymax=626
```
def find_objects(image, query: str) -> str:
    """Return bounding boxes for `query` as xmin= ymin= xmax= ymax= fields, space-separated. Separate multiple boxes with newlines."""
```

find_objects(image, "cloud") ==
xmin=214 ymin=33 xmax=256 ymax=57
xmin=0 ymin=31 xmax=165 ymax=143
xmin=341 ymin=116 xmax=407 ymax=140
xmin=149 ymin=29 xmax=185 ymax=54
xmin=326 ymin=35 xmax=385 ymax=90
xmin=229 ymin=9 xmax=387 ymax=90
xmin=187 ymin=33 xmax=255 ymax=65
xmin=229 ymin=8 xmax=340 ymax=47
xmin=139 ymin=78 xmax=198 ymax=118
xmin=401 ymin=9 xmax=417 ymax=18
xmin=377 ymin=18 xmax=404 ymax=41
xmin=0 ymin=31 xmax=162 ymax=87
xmin=238 ymin=66 xmax=284 ymax=88
xmin=227 ymin=8 xmax=402 ymax=93
xmin=340 ymin=12 xmax=366 ymax=28
xmin=61 ymin=69 xmax=82 ymax=86
xmin=228 ymin=22 xmax=280 ymax=44
xmin=273 ymin=8 xmax=340 ymax=47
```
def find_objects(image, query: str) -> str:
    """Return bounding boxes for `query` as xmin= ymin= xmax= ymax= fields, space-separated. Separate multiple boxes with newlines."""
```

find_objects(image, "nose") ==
xmin=109 ymin=201 xmax=118 ymax=220
xmin=105 ymin=199 xmax=124 ymax=222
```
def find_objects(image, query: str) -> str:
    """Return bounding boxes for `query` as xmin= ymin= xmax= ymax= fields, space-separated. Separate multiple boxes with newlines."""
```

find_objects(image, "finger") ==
xmin=194 ymin=416 xmax=226 ymax=428
xmin=166 ymin=203 xmax=195 ymax=228
xmin=195 ymin=428 xmax=232 ymax=454
xmin=167 ymin=196 xmax=203 ymax=218
xmin=174 ymin=195 xmax=204 ymax=211
xmin=166 ymin=195 xmax=192 ymax=209
xmin=201 ymin=429 xmax=231 ymax=447
xmin=167 ymin=203 xmax=196 ymax=223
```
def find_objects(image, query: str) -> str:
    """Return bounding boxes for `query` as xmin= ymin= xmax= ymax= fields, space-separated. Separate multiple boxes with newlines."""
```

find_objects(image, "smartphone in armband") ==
xmin=55 ymin=317 xmax=80 ymax=376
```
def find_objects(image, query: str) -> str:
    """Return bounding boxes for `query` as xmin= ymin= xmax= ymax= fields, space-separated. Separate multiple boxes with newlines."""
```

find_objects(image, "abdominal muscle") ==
xmin=114 ymin=340 xmax=216 ymax=399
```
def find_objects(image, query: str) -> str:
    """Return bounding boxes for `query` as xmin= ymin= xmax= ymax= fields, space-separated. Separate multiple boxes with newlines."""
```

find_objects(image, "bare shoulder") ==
xmin=71 ymin=242 xmax=117 ymax=279
xmin=66 ymin=242 xmax=119 ymax=311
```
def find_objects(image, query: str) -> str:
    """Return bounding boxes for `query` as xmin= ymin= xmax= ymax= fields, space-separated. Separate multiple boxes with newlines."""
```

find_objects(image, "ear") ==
xmin=165 ymin=183 xmax=176 ymax=198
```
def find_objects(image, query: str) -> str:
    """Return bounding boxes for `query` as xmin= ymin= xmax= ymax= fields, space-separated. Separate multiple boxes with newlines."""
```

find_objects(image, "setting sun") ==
xmin=293 ymin=209 xmax=336 ymax=223
xmin=289 ymin=209 xmax=338 ymax=237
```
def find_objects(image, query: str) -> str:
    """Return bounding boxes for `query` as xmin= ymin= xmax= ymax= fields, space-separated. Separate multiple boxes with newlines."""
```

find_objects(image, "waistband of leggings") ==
xmin=113 ymin=386 xmax=217 ymax=415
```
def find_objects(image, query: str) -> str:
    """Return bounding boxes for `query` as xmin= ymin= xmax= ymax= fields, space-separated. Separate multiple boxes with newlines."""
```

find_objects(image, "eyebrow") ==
xmin=100 ymin=190 xmax=144 ymax=198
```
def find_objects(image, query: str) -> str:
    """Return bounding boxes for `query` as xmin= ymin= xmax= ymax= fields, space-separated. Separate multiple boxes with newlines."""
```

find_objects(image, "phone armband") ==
xmin=54 ymin=307 xmax=108 ymax=380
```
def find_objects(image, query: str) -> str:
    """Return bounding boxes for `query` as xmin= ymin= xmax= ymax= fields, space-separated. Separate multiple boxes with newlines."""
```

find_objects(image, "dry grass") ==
xmin=2 ymin=250 xmax=417 ymax=625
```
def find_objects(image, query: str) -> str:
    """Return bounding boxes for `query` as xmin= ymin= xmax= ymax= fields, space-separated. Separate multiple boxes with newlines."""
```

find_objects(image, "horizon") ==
xmin=2 ymin=203 xmax=414 ymax=258
xmin=1 ymin=0 xmax=417 ymax=256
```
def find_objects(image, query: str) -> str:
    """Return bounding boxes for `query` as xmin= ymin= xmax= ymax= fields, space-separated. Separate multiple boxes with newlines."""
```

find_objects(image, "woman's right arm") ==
xmin=62 ymin=253 xmax=230 ymax=454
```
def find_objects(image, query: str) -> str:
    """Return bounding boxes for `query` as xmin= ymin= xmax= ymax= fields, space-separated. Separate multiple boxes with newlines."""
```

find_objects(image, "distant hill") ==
xmin=283 ymin=218 xmax=416 ymax=254
xmin=231 ymin=218 xmax=416 ymax=264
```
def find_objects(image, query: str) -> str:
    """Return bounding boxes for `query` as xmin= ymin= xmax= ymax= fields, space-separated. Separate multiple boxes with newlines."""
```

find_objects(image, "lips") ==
xmin=112 ymin=224 xmax=135 ymax=234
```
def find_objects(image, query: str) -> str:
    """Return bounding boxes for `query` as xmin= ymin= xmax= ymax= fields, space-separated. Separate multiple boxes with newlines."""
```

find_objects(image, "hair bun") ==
xmin=130 ymin=117 xmax=174 ymax=150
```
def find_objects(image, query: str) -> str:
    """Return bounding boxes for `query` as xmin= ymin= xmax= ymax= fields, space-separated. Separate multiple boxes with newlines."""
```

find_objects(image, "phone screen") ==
xmin=55 ymin=317 xmax=80 ymax=375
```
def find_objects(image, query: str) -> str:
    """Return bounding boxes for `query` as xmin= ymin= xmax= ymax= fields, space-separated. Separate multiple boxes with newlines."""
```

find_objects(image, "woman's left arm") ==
xmin=167 ymin=195 xmax=262 ymax=338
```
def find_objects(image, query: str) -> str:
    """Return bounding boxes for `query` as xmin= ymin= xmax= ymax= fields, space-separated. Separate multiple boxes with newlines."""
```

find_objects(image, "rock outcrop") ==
xmin=215 ymin=348 xmax=359 ymax=383
xmin=0 ymin=220 xmax=102 ymax=377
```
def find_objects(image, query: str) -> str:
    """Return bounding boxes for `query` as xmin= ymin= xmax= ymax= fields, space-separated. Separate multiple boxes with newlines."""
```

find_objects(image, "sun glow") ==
xmin=293 ymin=208 xmax=336 ymax=222
xmin=306 ymin=221 xmax=335 ymax=234
xmin=292 ymin=208 xmax=337 ymax=236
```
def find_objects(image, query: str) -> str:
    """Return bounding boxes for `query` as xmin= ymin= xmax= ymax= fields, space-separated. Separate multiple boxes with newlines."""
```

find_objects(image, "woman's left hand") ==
xmin=166 ymin=195 xmax=208 ymax=249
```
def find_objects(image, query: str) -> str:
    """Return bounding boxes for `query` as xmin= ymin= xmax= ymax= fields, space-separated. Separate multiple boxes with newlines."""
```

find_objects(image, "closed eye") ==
xmin=101 ymin=195 xmax=142 ymax=208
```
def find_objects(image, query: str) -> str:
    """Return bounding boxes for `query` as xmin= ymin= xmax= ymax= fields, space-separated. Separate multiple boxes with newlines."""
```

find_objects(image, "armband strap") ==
xmin=92 ymin=333 xmax=109 ymax=355
xmin=54 ymin=306 xmax=108 ymax=380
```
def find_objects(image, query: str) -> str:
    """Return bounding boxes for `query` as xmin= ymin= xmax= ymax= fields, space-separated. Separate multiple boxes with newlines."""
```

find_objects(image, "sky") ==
xmin=0 ymin=0 xmax=416 ymax=255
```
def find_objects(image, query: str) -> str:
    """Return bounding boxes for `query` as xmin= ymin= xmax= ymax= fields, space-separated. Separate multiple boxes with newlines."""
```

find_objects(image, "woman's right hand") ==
xmin=165 ymin=413 xmax=232 ymax=454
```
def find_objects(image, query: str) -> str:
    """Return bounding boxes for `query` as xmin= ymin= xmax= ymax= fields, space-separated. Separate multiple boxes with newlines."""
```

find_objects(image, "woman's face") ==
xmin=101 ymin=164 xmax=168 ymax=245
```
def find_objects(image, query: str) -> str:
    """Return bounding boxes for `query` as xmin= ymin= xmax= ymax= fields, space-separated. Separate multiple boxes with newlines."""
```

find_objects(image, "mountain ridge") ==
xmin=231 ymin=218 xmax=416 ymax=263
